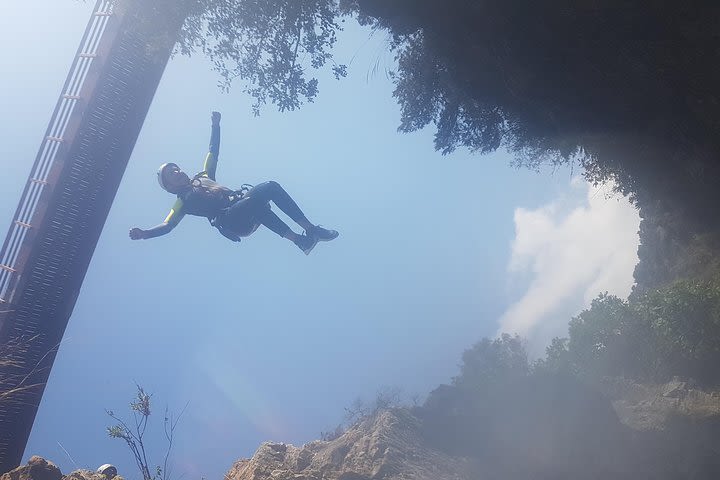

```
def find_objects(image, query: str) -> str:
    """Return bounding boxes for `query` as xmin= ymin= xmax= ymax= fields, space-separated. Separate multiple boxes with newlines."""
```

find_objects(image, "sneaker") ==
xmin=310 ymin=225 xmax=339 ymax=242
xmin=294 ymin=233 xmax=318 ymax=255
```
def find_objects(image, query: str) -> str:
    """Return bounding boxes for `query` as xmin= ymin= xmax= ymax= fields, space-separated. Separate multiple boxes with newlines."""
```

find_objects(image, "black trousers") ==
xmin=217 ymin=181 xmax=308 ymax=237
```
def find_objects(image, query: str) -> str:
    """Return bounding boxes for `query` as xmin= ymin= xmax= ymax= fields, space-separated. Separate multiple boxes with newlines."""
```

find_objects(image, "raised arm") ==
xmin=129 ymin=198 xmax=185 ymax=240
xmin=202 ymin=111 xmax=221 ymax=180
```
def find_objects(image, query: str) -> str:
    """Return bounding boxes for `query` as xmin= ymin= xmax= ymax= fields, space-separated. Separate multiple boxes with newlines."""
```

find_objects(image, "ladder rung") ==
xmin=63 ymin=95 xmax=81 ymax=100
xmin=14 ymin=221 xmax=32 ymax=229
xmin=94 ymin=12 xmax=113 ymax=17
xmin=0 ymin=297 xmax=7 ymax=304
xmin=30 ymin=178 xmax=48 ymax=185
xmin=46 ymin=136 xmax=64 ymax=142
xmin=0 ymin=264 xmax=16 ymax=273
xmin=78 ymin=53 xmax=98 ymax=58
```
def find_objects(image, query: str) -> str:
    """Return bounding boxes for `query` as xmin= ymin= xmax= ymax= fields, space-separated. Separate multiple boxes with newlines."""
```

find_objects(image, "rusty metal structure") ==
xmin=0 ymin=0 xmax=187 ymax=472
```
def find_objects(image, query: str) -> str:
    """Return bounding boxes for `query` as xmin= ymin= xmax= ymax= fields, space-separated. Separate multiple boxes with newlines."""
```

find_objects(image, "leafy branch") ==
xmin=107 ymin=385 xmax=187 ymax=480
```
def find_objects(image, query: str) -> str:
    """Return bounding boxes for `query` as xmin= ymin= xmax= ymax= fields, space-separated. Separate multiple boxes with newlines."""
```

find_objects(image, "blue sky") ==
xmin=2 ymin=2 xmax=640 ymax=479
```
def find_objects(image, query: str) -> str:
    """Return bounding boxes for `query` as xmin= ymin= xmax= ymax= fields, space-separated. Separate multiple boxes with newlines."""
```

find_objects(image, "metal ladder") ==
xmin=0 ymin=0 xmax=114 ymax=304
xmin=0 ymin=0 xmax=188 ymax=472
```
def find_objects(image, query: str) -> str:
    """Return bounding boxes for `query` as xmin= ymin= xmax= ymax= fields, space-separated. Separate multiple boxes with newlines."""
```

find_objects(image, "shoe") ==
xmin=310 ymin=225 xmax=339 ymax=242
xmin=294 ymin=233 xmax=318 ymax=255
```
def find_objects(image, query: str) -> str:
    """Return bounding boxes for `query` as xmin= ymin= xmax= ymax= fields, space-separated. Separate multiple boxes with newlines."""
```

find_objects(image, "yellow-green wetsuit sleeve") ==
xmin=143 ymin=198 xmax=185 ymax=238
xmin=202 ymin=123 xmax=220 ymax=180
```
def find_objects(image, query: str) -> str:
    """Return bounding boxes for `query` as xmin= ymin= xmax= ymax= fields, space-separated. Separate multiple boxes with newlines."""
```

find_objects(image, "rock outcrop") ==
xmin=225 ymin=409 xmax=472 ymax=480
xmin=602 ymin=377 xmax=720 ymax=431
xmin=0 ymin=458 xmax=119 ymax=480
xmin=1 ymin=457 xmax=62 ymax=480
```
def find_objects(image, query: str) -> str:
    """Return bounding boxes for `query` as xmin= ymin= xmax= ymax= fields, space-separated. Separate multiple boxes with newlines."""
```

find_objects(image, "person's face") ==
xmin=162 ymin=165 xmax=190 ymax=193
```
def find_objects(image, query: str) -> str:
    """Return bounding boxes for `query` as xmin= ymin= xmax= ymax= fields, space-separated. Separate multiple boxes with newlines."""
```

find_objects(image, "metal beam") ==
xmin=0 ymin=0 xmax=188 ymax=472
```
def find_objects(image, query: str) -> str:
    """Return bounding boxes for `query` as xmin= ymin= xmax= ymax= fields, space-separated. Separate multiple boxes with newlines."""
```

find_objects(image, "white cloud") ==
xmin=497 ymin=178 xmax=640 ymax=350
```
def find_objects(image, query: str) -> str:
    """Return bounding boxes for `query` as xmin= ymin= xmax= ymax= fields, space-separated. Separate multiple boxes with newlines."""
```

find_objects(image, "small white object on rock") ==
xmin=96 ymin=465 xmax=117 ymax=480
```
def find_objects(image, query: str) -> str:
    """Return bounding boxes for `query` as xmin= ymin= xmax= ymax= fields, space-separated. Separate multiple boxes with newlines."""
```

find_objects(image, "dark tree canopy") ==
xmin=355 ymin=1 xmax=720 ymax=209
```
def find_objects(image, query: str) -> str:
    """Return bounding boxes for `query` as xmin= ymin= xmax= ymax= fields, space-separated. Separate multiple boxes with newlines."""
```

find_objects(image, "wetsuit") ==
xmin=144 ymin=122 xmax=312 ymax=241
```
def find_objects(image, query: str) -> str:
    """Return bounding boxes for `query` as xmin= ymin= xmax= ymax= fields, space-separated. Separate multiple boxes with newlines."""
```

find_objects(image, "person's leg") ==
xmin=224 ymin=181 xmax=336 ymax=253
xmin=256 ymin=208 xmax=320 ymax=254
xmin=247 ymin=181 xmax=339 ymax=242
xmin=224 ymin=198 xmax=314 ymax=253
xmin=243 ymin=181 xmax=313 ymax=231
xmin=257 ymin=208 xmax=295 ymax=240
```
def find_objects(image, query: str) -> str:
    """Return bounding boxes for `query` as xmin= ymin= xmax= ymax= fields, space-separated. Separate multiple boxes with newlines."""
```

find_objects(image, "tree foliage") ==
xmin=175 ymin=0 xmax=347 ymax=114
xmin=453 ymin=334 xmax=529 ymax=388
xmin=544 ymin=277 xmax=720 ymax=386
xmin=633 ymin=200 xmax=720 ymax=290
xmin=420 ymin=334 xmax=532 ymax=456
xmin=342 ymin=0 xmax=720 ymax=234
xmin=642 ymin=279 xmax=720 ymax=381
xmin=565 ymin=294 xmax=657 ymax=381
xmin=418 ymin=333 xmax=628 ymax=475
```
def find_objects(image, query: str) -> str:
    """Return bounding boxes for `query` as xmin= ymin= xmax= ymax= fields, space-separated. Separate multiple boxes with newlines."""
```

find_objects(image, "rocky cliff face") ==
xmin=602 ymin=377 xmax=720 ymax=431
xmin=225 ymin=409 xmax=472 ymax=480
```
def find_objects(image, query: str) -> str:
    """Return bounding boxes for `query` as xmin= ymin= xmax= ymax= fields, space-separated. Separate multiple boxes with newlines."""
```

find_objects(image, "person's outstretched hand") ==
xmin=211 ymin=111 xmax=221 ymax=125
xmin=129 ymin=228 xmax=146 ymax=240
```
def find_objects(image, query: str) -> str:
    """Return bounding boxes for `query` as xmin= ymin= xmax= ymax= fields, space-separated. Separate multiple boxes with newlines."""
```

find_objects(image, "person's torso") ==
xmin=180 ymin=176 xmax=235 ymax=218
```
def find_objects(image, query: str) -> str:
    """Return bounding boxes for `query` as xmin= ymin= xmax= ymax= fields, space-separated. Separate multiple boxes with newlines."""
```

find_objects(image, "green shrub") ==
xmin=549 ymin=276 xmax=720 ymax=386
xmin=639 ymin=278 xmax=720 ymax=384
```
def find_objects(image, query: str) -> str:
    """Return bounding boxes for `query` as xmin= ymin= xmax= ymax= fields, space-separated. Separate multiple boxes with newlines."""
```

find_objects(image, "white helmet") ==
xmin=97 ymin=464 xmax=117 ymax=479
xmin=157 ymin=162 xmax=180 ymax=191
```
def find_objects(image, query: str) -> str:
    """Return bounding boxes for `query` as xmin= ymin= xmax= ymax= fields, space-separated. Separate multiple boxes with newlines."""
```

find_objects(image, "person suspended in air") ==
xmin=129 ymin=111 xmax=338 ymax=254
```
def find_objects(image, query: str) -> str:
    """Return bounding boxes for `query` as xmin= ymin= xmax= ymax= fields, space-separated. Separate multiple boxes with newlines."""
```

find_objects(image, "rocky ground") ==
xmin=0 ymin=457 xmax=113 ymax=480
